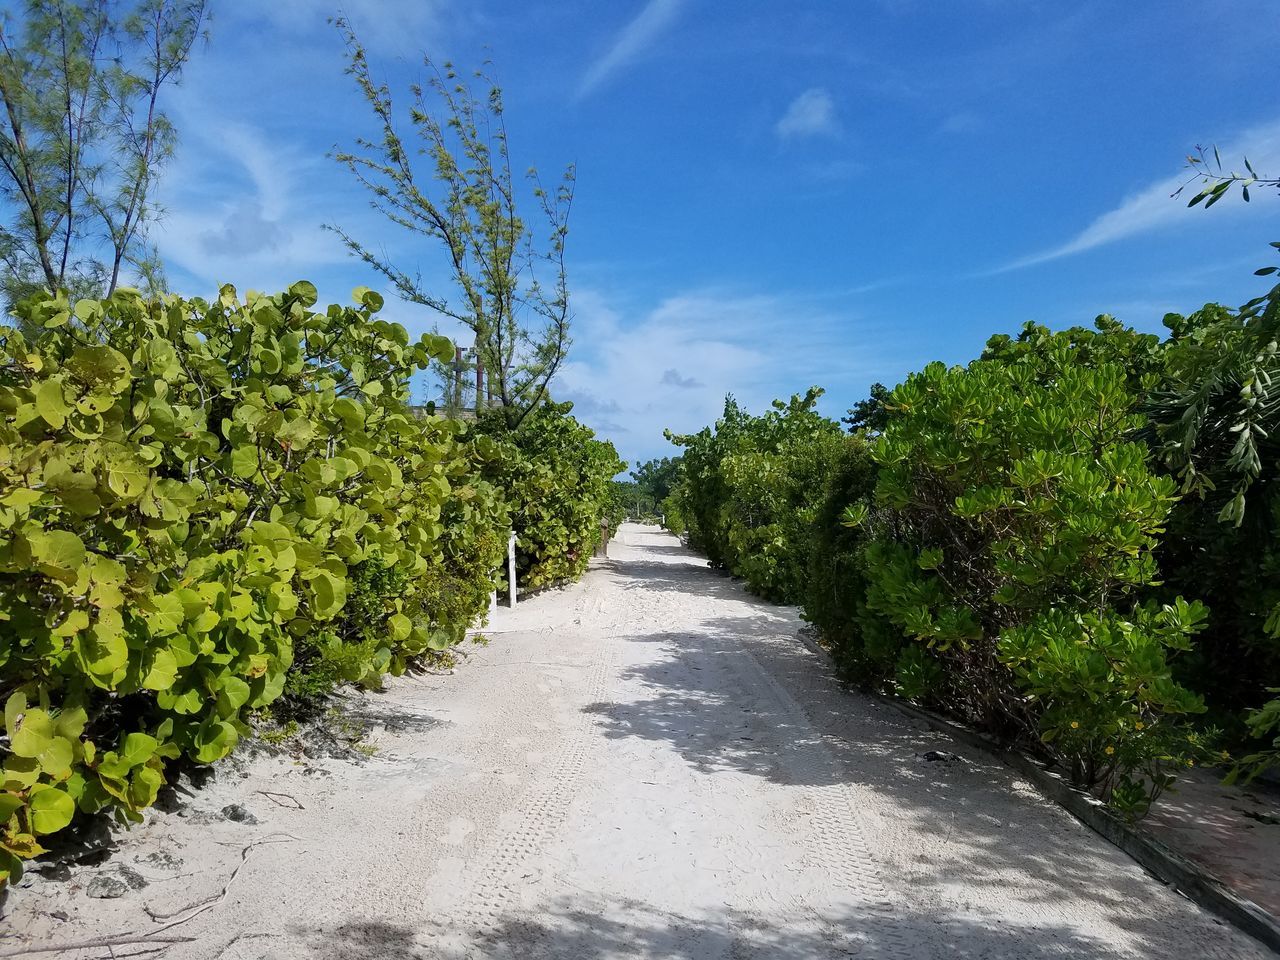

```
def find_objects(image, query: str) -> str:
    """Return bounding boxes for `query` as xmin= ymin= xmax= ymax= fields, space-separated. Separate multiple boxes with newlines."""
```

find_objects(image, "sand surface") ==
xmin=1 ymin=523 xmax=1270 ymax=959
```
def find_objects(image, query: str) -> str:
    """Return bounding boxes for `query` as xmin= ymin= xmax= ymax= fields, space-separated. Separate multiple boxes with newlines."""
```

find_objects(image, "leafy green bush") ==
xmin=1151 ymin=299 xmax=1280 ymax=706
xmin=861 ymin=350 xmax=1207 ymax=806
xmin=0 ymin=282 xmax=502 ymax=883
xmin=668 ymin=336 xmax=1212 ymax=812
xmin=1147 ymin=261 xmax=1280 ymax=774
xmin=800 ymin=435 xmax=883 ymax=677
xmin=479 ymin=401 xmax=623 ymax=591
xmin=661 ymin=258 xmax=1280 ymax=812
xmin=668 ymin=389 xmax=845 ymax=603
xmin=607 ymin=481 xmax=641 ymax=527
xmin=999 ymin=602 xmax=1215 ymax=815
xmin=981 ymin=314 xmax=1165 ymax=391
xmin=659 ymin=490 xmax=687 ymax=537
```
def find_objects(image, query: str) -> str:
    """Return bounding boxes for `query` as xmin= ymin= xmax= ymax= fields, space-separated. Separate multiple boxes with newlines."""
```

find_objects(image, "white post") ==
xmin=507 ymin=531 xmax=518 ymax=607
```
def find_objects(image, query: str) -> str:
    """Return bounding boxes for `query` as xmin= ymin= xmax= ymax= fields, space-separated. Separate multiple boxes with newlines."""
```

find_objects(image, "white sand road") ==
xmin=2 ymin=523 xmax=1270 ymax=959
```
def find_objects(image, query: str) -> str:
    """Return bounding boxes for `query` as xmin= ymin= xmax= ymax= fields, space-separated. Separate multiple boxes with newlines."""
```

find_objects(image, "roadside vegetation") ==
xmin=665 ymin=246 xmax=1280 ymax=818
xmin=0 ymin=5 xmax=620 ymax=885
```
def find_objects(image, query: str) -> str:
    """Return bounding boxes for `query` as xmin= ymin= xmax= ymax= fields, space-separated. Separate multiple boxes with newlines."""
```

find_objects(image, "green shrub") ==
xmin=607 ymin=480 xmax=640 ymax=528
xmin=800 ymin=435 xmax=883 ymax=677
xmin=865 ymin=351 xmax=1207 ymax=806
xmin=668 ymin=389 xmax=844 ymax=603
xmin=1151 ymin=300 xmax=1280 ymax=714
xmin=1000 ymin=602 xmax=1215 ymax=815
xmin=479 ymin=401 xmax=623 ymax=591
xmin=660 ymin=490 xmax=687 ymax=537
xmin=662 ymin=291 xmax=1280 ymax=814
xmin=1146 ymin=262 xmax=1280 ymax=776
xmin=0 ymin=282 xmax=498 ymax=883
xmin=980 ymin=314 xmax=1165 ymax=391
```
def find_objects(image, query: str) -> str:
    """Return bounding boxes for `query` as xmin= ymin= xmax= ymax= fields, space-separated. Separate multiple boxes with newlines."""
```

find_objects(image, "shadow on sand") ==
xmin=565 ymin=545 xmax=1249 ymax=957
xmin=304 ymin=901 xmax=1145 ymax=959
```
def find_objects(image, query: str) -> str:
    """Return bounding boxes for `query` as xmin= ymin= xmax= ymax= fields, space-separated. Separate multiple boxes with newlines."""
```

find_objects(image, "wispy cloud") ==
xmin=578 ymin=0 xmax=684 ymax=98
xmin=776 ymin=88 xmax=840 ymax=140
xmin=238 ymin=0 xmax=455 ymax=54
xmin=154 ymin=122 xmax=340 ymax=288
xmin=556 ymin=288 xmax=887 ymax=465
xmin=993 ymin=120 xmax=1280 ymax=273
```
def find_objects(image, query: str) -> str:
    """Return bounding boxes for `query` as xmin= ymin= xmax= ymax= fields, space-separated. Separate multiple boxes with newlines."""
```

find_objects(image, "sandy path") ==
xmin=3 ymin=523 xmax=1271 ymax=958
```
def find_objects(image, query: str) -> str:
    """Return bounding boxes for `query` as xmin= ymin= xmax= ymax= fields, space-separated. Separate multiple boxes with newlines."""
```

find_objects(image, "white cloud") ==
xmin=231 ymin=0 xmax=452 ymax=55
xmin=776 ymin=88 xmax=840 ymax=140
xmin=995 ymin=120 xmax=1280 ymax=273
xmin=152 ymin=121 xmax=353 ymax=293
xmin=578 ymin=0 xmax=684 ymax=98
xmin=555 ymin=288 xmax=883 ymax=466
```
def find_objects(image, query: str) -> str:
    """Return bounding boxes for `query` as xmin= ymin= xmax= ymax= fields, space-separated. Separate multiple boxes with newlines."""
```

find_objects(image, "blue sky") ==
xmin=148 ymin=0 xmax=1280 ymax=468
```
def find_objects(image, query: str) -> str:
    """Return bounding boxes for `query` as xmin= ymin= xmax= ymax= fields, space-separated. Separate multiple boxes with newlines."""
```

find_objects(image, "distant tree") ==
xmin=842 ymin=382 xmax=891 ymax=435
xmin=329 ymin=19 xmax=575 ymax=430
xmin=629 ymin=456 xmax=681 ymax=503
xmin=610 ymin=479 xmax=652 ymax=521
xmin=0 ymin=0 xmax=208 ymax=313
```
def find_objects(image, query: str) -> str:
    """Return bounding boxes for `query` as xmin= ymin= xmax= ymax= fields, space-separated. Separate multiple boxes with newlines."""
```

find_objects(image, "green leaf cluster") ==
xmin=667 ymin=319 xmax=1222 ymax=814
xmin=667 ymin=388 xmax=846 ymax=603
xmin=478 ymin=402 xmax=624 ymax=591
xmin=0 ymin=282 xmax=508 ymax=881
xmin=862 ymin=349 xmax=1208 ymax=804
xmin=665 ymin=251 xmax=1280 ymax=810
xmin=1149 ymin=258 xmax=1280 ymax=775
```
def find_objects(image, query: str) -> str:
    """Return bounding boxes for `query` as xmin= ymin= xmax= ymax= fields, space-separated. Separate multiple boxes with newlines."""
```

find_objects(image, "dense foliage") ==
xmin=0 ymin=284 xmax=615 ymax=884
xmin=1151 ymin=256 xmax=1280 ymax=779
xmin=668 ymin=389 xmax=845 ymax=602
xmin=864 ymin=351 xmax=1209 ymax=811
xmin=798 ymin=436 xmax=880 ymax=676
xmin=608 ymin=481 xmax=646 ymax=525
xmin=479 ymin=401 xmax=623 ymax=592
xmin=668 ymin=256 xmax=1280 ymax=814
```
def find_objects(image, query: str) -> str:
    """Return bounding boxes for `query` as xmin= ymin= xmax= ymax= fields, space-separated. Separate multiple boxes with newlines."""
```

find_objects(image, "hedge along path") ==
xmin=2 ymin=523 xmax=1272 ymax=959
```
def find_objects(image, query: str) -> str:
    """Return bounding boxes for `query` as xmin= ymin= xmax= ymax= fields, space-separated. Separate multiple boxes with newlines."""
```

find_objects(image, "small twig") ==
xmin=94 ymin=948 xmax=170 ymax=960
xmin=143 ymin=835 xmax=298 ymax=926
xmin=211 ymin=932 xmax=277 ymax=959
xmin=255 ymin=790 xmax=305 ymax=810
xmin=0 ymin=935 xmax=194 ymax=959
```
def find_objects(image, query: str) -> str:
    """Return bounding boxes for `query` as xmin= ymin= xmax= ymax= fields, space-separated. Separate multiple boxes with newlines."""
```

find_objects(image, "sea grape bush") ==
xmin=0 ymin=282 xmax=515 ymax=883
xmin=286 ymin=416 xmax=509 ymax=699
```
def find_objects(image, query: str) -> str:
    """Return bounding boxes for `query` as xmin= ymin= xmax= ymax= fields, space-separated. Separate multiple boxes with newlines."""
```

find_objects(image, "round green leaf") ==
xmin=28 ymin=787 xmax=76 ymax=835
xmin=34 ymin=379 xmax=70 ymax=428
